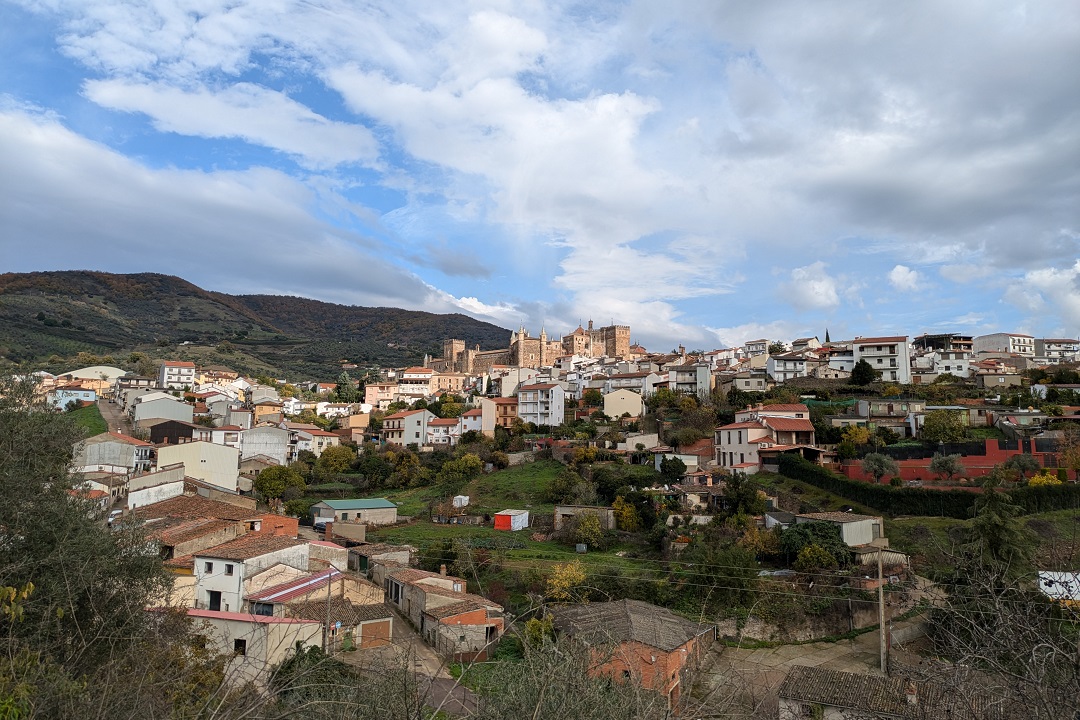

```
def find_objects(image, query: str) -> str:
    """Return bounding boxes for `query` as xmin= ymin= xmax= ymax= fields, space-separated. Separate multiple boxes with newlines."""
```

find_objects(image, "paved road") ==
xmin=97 ymin=397 xmax=132 ymax=434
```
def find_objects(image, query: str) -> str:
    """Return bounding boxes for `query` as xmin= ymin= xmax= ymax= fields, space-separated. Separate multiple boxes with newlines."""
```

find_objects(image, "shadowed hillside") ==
xmin=0 ymin=271 xmax=509 ymax=378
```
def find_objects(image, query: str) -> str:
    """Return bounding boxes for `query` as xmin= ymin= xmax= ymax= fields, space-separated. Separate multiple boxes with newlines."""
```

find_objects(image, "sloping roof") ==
xmin=552 ymin=599 xmax=712 ymax=652
xmin=423 ymin=599 xmax=493 ymax=620
xmin=246 ymin=568 xmax=342 ymax=603
xmin=134 ymin=495 xmax=259 ymax=522
xmin=196 ymin=534 xmax=305 ymax=562
xmin=717 ymin=421 xmax=767 ymax=431
xmin=150 ymin=517 xmax=239 ymax=546
xmin=762 ymin=417 xmax=815 ymax=432
xmin=754 ymin=403 xmax=810 ymax=414
xmin=429 ymin=418 xmax=459 ymax=426
xmin=798 ymin=512 xmax=880 ymax=523
xmin=778 ymin=666 xmax=1006 ymax=720
xmin=319 ymin=498 xmax=396 ymax=511
xmin=389 ymin=567 xmax=465 ymax=585
xmin=287 ymin=598 xmax=393 ymax=625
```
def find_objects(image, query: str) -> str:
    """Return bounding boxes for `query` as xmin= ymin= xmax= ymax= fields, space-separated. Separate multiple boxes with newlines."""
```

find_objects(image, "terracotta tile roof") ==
xmin=552 ymin=599 xmax=711 ymax=652
xmin=197 ymin=534 xmax=306 ymax=562
xmin=761 ymin=417 xmax=815 ymax=432
xmin=403 ymin=367 xmax=433 ymax=374
xmin=389 ymin=567 xmax=465 ymax=585
xmin=717 ymin=421 xmax=767 ymax=431
xmin=778 ymin=666 xmax=1006 ymax=719
xmin=133 ymin=495 xmax=259 ymax=522
xmin=383 ymin=410 xmax=425 ymax=420
xmin=755 ymin=403 xmax=810 ymax=413
xmin=287 ymin=597 xmax=393 ymax=625
xmin=429 ymin=418 xmax=459 ymax=426
xmin=518 ymin=383 xmax=558 ymax=390
xmin=420 ymin=584 xmax=501 ymax=608
xmin=164 ymin=361 xmax=197 ymax=368
xmin=462 ymin=408 xmax=482 ymax=416
xmin=491 ymin=397 xmax=518 ymax=405
xmin=107 ymin=431 xmax=152 ymax=446
xmin=150 ymin=517 xmax=239 ymax=545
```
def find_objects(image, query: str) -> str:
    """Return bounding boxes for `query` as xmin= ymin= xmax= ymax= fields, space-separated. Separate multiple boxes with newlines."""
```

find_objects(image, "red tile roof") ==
xmin=164 ymin=361 xmax=197 ymax=368
xmin=854 ymin=336 xmax=907 ymax=344
xmin=755 ymin=404 xmax=810 ymax=413
xmin=717 ymin=421 xmax=767 ymax=431
xmin=108 ymin=431 xmax=152 ymax=446
xmin=197 ymin=534 xmax=306 ymax=562
xmin=762 ymin=417 xmax=816 ymax=432
xmin=429 ymin=418 xmax=459 ymax=426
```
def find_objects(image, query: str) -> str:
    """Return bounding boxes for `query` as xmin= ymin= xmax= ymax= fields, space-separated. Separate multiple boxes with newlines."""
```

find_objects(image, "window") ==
xmin=341 ymin=513 xmax=349 ymax=521
xmin=233 ymin=639 xmax=246 ymax=656
xmin=251 ymin=602 xmax=274 ymax=616
xmin=225 ymin=564 xmax=234 ymax=576
xmin=204 ymin=562 xmax=213 ymax=573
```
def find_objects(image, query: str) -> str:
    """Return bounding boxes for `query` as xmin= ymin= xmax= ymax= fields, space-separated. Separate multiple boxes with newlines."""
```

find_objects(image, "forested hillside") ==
xmin=0 ymin=271 xmax=509 ymax=378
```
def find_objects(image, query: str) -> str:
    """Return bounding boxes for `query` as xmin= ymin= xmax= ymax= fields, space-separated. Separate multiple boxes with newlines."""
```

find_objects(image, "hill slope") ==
xmin=0 ymin=271 xmax=509 ymax=378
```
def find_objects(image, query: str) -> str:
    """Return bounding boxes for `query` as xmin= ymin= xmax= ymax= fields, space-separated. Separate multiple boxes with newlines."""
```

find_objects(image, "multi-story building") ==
xmin=715 ymin=404 xmax=816 ymax=473
xmin=1035 ymin=338 xmax=1080 ymax=364
xmin=516 ymin=383 xmax=565 ymax=427
xmin=397 ymin=367 xmax=434 ymax=399
xmin=766 ymin=353 xmax=807 ymax=383
xmin=912 ymin=333 xmax=974 ymax=353
xmin=158 ymin=360 xmax=197 ymax=390
xmin=973 ymin=333 xmax=1035 ymax=356
xmin=380 ymin=409 xmax=436 ymax=447
xmin=852 ymin=336 xmax=911 ymax=383
xmin=425 ymin=418 xmax=461 ymax=447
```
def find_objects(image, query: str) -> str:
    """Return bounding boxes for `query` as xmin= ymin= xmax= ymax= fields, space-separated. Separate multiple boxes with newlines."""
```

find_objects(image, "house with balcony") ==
xmin=426 ymin=417 xmax=461 ymax=446
xmin=715 ymin=404 xmax=818 ymax=473
xmin=852 ymin=336 xmax=911 ymax=383
xmin=516 ymin=383 xmax=565 ymax=427
xmin=1036 ymin=338 xmax=1080 ymax=364
xmin=381 ymin=409 xmax=436 ymax=447
xmin=668 ymin=363 xmax=712 ymax=397
xmin=766 ymin=353 xmax=808 ymax=383
xmin=158 ymin=360 xmax=197 ymax=390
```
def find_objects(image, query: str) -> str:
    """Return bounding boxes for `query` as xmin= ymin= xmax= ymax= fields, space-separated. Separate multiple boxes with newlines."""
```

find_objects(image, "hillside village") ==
xmin=14 ymin=324 xmax=1080 ymax=718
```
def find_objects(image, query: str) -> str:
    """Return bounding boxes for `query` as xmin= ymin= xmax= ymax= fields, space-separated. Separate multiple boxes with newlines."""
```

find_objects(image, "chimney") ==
xmin=905 ymin=680 xmax=917 ymax=705
xmin=324 ymin=521 xmax=333 ymax=541
xmin=439 ymin=564 xmax=447 ymax=576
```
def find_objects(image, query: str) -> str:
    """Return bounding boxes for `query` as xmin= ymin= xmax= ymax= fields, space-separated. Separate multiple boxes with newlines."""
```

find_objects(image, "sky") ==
xmin=2 ymin=1 xmax=1079 ymax=352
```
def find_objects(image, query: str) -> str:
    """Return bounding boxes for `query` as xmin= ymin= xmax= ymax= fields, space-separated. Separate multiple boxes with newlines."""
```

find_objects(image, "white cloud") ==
xmin=84 ymin=80 xmax=379 ymax=169
xmin=783 ymin=261 xmax=839 ymax=310
xmin=1009 ymin=261 xmax=1080 ymax=329
xmin=887 ymin=264 xmax=922 ymax=291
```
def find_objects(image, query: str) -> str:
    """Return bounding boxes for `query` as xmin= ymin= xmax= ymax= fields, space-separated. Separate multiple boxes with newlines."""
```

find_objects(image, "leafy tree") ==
xmin=315 ymin=444 xmax=357 ymax=475
xmin=573 ymin=513 xmax=604 ymax=547
xmin=333 ymin=371 xmax=359 ymax=403
xmin=779 ymin=520 xmax=849 ymax=567
xmin=841 ymin=425 xmax=871 ymax=446
xmin=767 ymin=341 xmax=787 ymax=355
xmin=612 ymin=496 xmax=640 ymax=531
xmin=929 ymin=452 xmax=964 ymax=482
xmin=720 ymin=473 xmax=766 ymax=517
xmin=435 ymin=453 xmax=483 ymax=494
xmin=861 ymin=452 xmax=899 ymax=482
xmin=545 ymin=560 xmax=587 ymax=602
xmin=794 ymin=543 xmax=837 ymax=573
xmin=254 ymin=465 xmax=307 ymax=499
xmin=850 ymin=358 xmax=877 ymax=386
xmin=967 ymin=471 xmax=1034 ymax=575
xmin=658 ymin=456 xmax=686 ymax=482
xmin=920 ymin=409 xmax=967 ymax=443
xmin=1003 ymin=453 xmax=1040 ymax=481
xmin=582 ymin=389 xmax=603 ymax=407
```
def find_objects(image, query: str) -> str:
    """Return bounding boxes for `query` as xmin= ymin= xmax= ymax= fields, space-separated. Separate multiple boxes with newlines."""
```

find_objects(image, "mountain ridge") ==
xmin=0 ymin=270 xmax=510 ymax=379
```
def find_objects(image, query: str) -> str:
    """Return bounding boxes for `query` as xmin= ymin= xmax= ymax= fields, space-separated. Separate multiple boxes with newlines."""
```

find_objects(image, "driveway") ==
xmin=97 ymin=397 xmax=132 ymax=434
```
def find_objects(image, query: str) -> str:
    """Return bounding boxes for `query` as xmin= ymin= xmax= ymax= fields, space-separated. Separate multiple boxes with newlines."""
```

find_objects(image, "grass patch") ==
xmin=967 ymin=427 xmax=1006 ymax=440
xmin=753 ymin=471 xmax=878 ymax=516
xmin=68 ymin=403 xmax=107 ymax=436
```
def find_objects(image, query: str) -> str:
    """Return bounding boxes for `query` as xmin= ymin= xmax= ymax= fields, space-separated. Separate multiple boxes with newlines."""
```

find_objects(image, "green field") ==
xmin=753 ymin=472 xmax=878 ymax=516
xmin=67 ymin=403 xmax=107 ymax=436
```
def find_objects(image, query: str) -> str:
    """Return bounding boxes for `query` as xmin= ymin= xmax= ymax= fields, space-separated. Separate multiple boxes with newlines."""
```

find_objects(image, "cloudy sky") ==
xmin=2 ymin=1 xmax=1079 ymax=350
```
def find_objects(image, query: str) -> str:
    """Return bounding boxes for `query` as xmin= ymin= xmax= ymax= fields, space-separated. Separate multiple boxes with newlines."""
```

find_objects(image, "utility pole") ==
xmin=323 ymin=572 xmax=332 ymax=654
xmin=878 ymin=550 xmax=888 ymax=674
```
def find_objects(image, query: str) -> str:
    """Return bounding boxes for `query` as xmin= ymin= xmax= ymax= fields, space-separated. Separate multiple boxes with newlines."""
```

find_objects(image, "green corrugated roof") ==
xmin=320 ymin=498 xmax=397 ymax=510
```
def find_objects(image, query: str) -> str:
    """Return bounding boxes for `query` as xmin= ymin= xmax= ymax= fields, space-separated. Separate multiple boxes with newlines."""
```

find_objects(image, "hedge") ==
xmin=777 ymin=454 xmax=1080 ymax=519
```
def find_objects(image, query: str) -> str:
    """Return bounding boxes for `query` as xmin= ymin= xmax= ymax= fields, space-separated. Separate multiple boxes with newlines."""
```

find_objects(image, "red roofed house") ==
xmin=716 ymin=403 xmax=819 ymax=474
xmin=381 ymin=409 xmax=436 ymax=447
xmin=158 ymin=360 xmax=197 ymax=390
xmin=194 ymin=535 xmax=309 ymax=614
xmin=426 ymin=417 xmax=462 ymax=446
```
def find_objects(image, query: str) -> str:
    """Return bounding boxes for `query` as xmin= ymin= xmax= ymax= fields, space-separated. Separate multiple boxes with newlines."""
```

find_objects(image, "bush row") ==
xmin=777 ymin=454 xmax=1080 ymax=518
